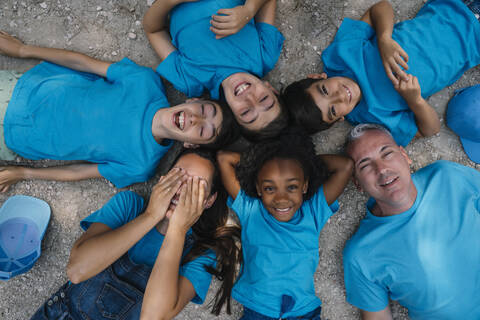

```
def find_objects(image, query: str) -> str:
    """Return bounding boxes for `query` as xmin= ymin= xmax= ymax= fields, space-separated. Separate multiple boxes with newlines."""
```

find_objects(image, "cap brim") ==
xmin=460 ymin=137 xmax=480 ymax=164
xmin=0 ymin=196 xmax=51 ymax=237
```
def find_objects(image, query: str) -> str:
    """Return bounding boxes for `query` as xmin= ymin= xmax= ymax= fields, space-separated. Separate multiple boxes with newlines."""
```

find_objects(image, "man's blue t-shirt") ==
xmin=157 ymin=0 xmax=284 ymax=99
xmin=343 ymin=161 xmax=480 ymax=319
xmin=321 ymin=0 xmax=480 ymax=146
xmin=228 ymin=188 xmax=335 ymax=318
xmin=81 ymin=191 xmax=216 ymax=304
xmin=4 ymin=58 xmax=172 ymax=188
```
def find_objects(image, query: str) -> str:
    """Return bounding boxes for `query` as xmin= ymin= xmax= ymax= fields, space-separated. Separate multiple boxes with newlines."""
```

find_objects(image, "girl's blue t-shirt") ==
xmin=80 ymin=191 xmax=216 ymax=304
xmin=321 ymin=0 xmax=480 ymax=146
xmin=4 ymin=58 xmax=172 ymax=188
xmin=157 ymin=0 xmax=284 ymax=99
xmin=228 ymin=187 xmax=335 ymax=318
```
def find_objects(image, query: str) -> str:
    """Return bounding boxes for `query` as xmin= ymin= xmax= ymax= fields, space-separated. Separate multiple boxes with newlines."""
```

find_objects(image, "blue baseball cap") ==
xmin=0 ymin=195 xmax=51 ymax=280
xmin=447 ymin=84 xmax=480 ymax=164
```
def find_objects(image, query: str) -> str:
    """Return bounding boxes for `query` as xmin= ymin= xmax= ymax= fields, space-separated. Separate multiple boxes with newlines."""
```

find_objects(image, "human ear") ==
xmin=256 ymin=183 xmax=262 ymax=197
xmin=302 ymin=180 xmax=309 ymax=194
xmin=183 ymin=142 xmax=200 ymax=149
xmin=203 ymin=192 xmax=217 ymax=209
xmin=352 ymin=176 xmax=362 ymax=191
xmin=307 ymin=73 xmax=327 ymax=80
xmin=399 ymin=146 xmax=412 ymax=165
xmin=263 ymin=81 xmax=279 ymax=95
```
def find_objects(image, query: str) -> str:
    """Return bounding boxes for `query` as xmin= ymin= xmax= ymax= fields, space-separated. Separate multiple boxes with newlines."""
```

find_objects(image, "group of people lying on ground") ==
xmin=0 ymin=0 xmax=479 ymax=319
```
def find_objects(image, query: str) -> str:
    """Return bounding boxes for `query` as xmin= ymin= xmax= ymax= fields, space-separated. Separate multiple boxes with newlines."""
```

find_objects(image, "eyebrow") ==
xmin=210 ymin=103 xmax=217 ymax=117
xmin=356 ymin=144 xmax=394 ymax=166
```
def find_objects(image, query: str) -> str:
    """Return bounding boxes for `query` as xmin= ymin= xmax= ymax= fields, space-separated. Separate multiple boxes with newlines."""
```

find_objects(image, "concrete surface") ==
xmin=0 ymin=0 xmax=479 ymax=319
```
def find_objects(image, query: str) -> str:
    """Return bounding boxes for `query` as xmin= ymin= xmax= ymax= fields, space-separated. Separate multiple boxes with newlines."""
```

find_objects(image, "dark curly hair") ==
xmin=174 ymin=148 xmax=242 ymax=315
xmin=235 ymin=127 xmax=329 ymax=200
xmin=281 ymin=78 xmax=333 ymax=134
xmin=239 ymin=93 xmax=290 ymax=142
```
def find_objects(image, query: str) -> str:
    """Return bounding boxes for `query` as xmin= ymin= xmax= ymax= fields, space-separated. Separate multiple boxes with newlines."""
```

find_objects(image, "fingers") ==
xmin=398 ymin=46 xmax=409 ymax=63
xmin=197 ymin=180 xmax=206 ymax=211
xmin=384 ymin=62 xmax=398 ymax=86
xmin=210 ymin=27 xmax=234 ymax=39
xmin=211 ymin=12 xmax=232 ymax=23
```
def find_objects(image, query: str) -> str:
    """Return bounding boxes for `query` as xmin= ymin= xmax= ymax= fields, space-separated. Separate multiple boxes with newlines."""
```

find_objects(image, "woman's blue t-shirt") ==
xmin=81 ymin=191 xmax=216 ymax=304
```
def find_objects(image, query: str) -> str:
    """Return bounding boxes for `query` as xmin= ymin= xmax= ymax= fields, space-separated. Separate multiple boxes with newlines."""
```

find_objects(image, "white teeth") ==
xmin=275 ymin=208 xmax=290 ymax=212
xmin=179 ymin=111 xmax=185 ymax=130
xmin=235 ymin=83 xmax=250 ymax=96
xmin=171 ymin=199 xmax=178 ymax=205
xmin=381 ymin=177 xmax=396 ymax=186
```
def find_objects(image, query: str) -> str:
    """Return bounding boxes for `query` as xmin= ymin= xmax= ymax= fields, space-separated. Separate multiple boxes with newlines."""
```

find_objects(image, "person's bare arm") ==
xmin=67 ymin=169 xmax=184 ymax=283
xmin=210 ymin=0 xmax=274 ymax=39
xmin=0 ymin=164 xmax=101 ymax=193
xmin=216 ymin=151 xmax=241 ymax=199
xmin=361 ymin=306 xmax=393 ymax=320
xmin=395 ymin=74 xmax=440 ymax=137
xmin=0 ymin=31 xmax=110 ymax=77
xmin=360 ymin=1 xmax=409 ymax=85
xmin=143 ymin=0 xmax=185 ymax=61
xmin=318 ymin=154 xmax=353 ymax=205
xmin=141 ymin=177 xmax=206 ymax=320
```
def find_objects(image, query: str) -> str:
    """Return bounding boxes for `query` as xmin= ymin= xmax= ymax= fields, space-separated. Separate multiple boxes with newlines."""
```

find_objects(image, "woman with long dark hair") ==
xmin=30 ymin=149 xmax=242 ymax=320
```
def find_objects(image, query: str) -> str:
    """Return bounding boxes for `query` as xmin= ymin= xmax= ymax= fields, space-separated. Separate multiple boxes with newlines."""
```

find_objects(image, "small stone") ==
xmin=135 ymin=20 xmax=142 ymax=26
xmin=96 ymin=6 xmax=102 ymax=11
xmin=111 ymin=51 xmax=118 ymax=56
xmin=39 ymin=2 xmax=47 ymax=9
xmin=147 ymin=0 xmax=155 ymax=6
xmin=127 ymin=32 xmax=137 ymax=40
xmin=88 ymin=46 xmax=93 ymax=50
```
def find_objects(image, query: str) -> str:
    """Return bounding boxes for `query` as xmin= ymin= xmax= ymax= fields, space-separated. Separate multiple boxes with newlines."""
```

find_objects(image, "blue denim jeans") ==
xmin=241 ymin=306 xmax=322 ymax=320
xmin=464 ymin=0 xmax=480 ymax=21
xmin=30 ymin=254 xmax=152 ymax=320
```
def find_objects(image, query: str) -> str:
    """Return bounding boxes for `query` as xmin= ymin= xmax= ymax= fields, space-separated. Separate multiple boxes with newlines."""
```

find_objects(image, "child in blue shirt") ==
xmin=282 ymin=0 xmax=480 ymax=146
xmin=30 ymin=149 xmax=242 ymax=319
xmin=0 ymin=30 xmax=239 ymax=191
xmin=217 ymin=129 xmax=353 ymax=319
xmin=143 ymin=0 xmax=287 ymax=140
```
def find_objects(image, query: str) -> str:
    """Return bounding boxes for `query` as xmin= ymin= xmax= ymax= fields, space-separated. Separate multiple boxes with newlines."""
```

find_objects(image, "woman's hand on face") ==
xmin=169 ymin=176 xmax=207 ymax=234
xmin=144 ymin=168 xmax=186 ymax=222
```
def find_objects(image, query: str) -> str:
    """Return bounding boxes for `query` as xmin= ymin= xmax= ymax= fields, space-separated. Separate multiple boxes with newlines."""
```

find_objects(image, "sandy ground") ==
xmin=0 ymin=0 xmax=479 ymax=319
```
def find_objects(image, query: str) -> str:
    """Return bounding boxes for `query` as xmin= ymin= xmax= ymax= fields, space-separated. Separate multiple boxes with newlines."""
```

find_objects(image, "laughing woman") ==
xmin=30 ymin=149 xmax=242 ymax=320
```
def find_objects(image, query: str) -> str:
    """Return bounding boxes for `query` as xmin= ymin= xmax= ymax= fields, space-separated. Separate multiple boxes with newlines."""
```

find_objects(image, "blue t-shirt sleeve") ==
xmin=98 ymin=162 xmax=153 ymax=189
xmin=343 ymin=251 xmax=389 ymax=312
xmin=106 ymin=57 xmax=153 ymax=82
xmin=179 ymin=250 xmax=216 ymax=304
xmin=333 ymin=18 xmax=374 ymax=42
xmin=304 ymin=186 xmax=336 ymax=230
xmin=227 ymin=189 xmax=261 ymax=224
xmin=156 ymin=51 xmax=205 ymax=97
xmin=256 ymin=22 xmax=285 ymax=75
xmin=80 ymin=191 xmax=145 ymax=230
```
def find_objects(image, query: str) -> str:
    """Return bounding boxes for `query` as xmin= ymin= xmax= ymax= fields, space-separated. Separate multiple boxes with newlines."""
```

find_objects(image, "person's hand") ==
xmin=210 ymin=5 xmax=253 ymax=39
xmin=0 ymin=31 xmax=25 ymax=58
xmin=169 ymin=176 xmax=206 ymax=234
xmin=394 ymin=74 xmax=423 ymax=106
xmin=144 ymin=168 xmax=186 ymax=222
xmin=0 ymin=166 xmax=24 ymax=192
xmin=377 ymin=35 xmax=409 ymax=85
xmin=216 ymin=150 xmax=241 ymax=165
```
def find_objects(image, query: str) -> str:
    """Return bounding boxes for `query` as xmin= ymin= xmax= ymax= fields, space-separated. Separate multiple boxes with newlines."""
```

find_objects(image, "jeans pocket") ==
xmin=95 ymin=283 xmax=135 ymax=319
